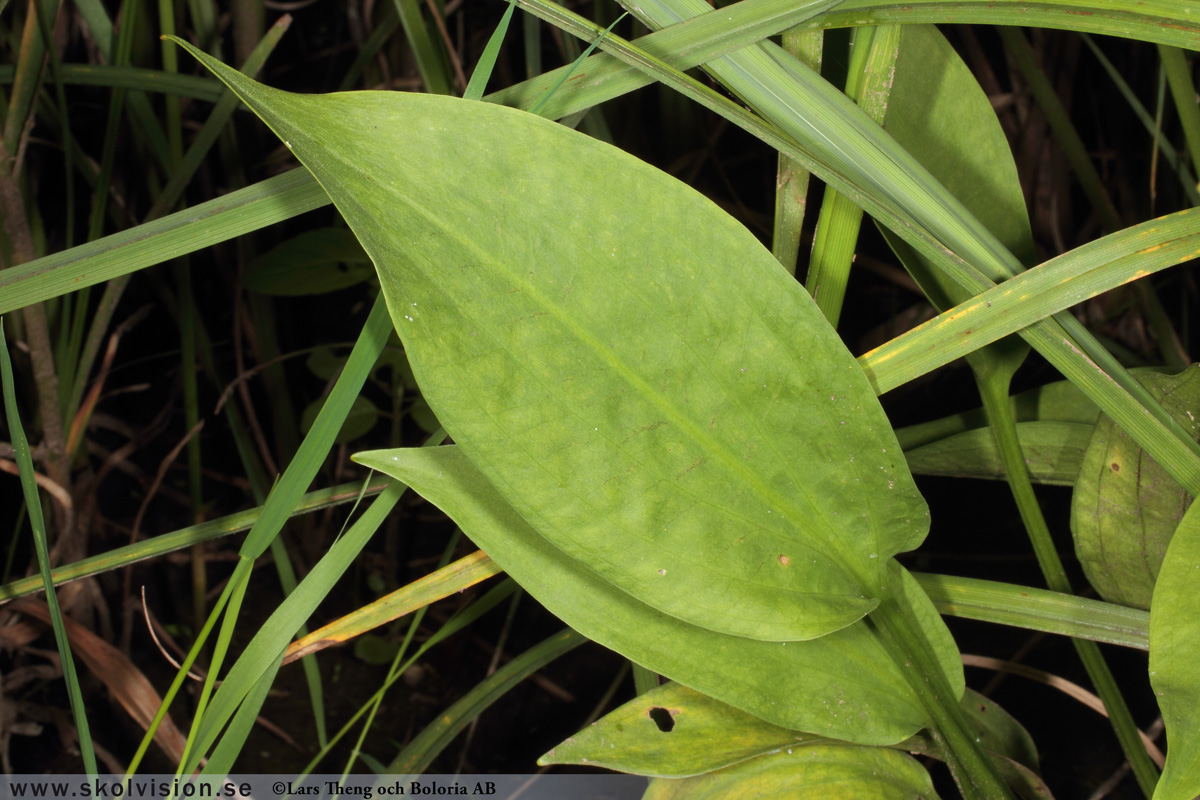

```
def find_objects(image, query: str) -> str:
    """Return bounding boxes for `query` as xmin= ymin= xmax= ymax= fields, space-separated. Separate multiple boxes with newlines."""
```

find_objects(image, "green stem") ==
xmin=975 ymin=371 xmax=1160 ymax=798
xmin=771 ymin=27 xmax=822 ymax=277
xmin=869 ymin=591 xmax=1015 ymax=800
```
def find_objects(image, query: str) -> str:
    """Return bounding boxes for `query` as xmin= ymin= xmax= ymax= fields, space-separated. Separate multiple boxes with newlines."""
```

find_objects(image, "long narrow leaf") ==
xmin=860 ymin=208 xmax=1200 ymax=392
xmin=0 ymin=169 xmax=329 ymax=315
xmin=0 ymin=320 xmax=96 ymax=775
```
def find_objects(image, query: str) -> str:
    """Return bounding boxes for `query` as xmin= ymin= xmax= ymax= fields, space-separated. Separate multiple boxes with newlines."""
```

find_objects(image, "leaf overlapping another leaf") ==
xmin=169 ymin=38 xmax=934 ymax=645
xmin=353 ymin=445 xmax=957 ymax=745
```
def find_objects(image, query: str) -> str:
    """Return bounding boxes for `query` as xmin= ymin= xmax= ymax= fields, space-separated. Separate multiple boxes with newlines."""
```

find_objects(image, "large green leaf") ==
xmin=1073 ymin=367 xmax=1200 ymax=609
xmin=172 ymin=40 xmax=931 ymax=643
xmin=641 ymin=745 xmax=938 ymax=800
xmin=353 ymin=445 xmax=954 ymax=745
xmin=1149 ymin=496 xmax=1200 ymax=800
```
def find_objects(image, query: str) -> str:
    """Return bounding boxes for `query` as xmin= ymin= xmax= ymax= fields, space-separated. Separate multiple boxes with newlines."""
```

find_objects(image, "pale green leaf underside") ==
xmin=353 ymin=445 xmax=931 ymax=745
xmin=1149 ymin=498 xmax=1200 ymax=800
xmin=174 ymin=39 xmax=932 ymax=642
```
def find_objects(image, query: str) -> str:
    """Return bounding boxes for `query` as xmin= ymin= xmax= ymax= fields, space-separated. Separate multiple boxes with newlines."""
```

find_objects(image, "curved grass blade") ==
xmin=803 ymin=0 xmax=1200 ymax=49
xmin=0 ymin=320 xmax=96 ymax=775
xmin=860 ymin=208 xmax=1200 ymax=393
xmin=384 ymin=629 xmax=585 ymax=774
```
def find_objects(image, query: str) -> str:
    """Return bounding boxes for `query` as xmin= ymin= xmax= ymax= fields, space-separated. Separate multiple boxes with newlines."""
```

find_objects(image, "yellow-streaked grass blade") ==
xmin=0 ymin=320 xmax=97 ymax=775
xmin=283 ymin=550 xmax=504 ymax=664
xmin=385 ymin=629 xmax=586 ymax=774
xmin=0 ymin=169 xmax=329 ymax=315
xmin=913 ymin=574 xmax=1149 ymax=651
xmin=281 ymin=547 xmax=1150 ymax=661
xmin=0 ymin=475 xmax=389 ymax=603
xmin=860 ymin=207 xmax=1200 ymax=394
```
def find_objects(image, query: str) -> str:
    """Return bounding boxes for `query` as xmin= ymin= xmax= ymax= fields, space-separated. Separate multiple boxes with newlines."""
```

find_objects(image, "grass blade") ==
xmin=860 ymin=208 xmax=1200 ymax=392
xmin=0 ymin=319 xmax=96 ymax=775
xmin=0 ymin=476 xmax=390 ymax=602
xmin=0 ymin=169 xmax=329 ymax=316
xmin=283 ymin=550 xmax=504 ymax=664
xmin=385 ymin=629 xmax=585 ymax=774
xmin=914 ymin=573 xmax=1149 ymax=651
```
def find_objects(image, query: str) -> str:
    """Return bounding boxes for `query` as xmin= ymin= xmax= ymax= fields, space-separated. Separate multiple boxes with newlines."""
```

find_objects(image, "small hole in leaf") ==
xmin=648 ymin=707 xmax=675 ymax=733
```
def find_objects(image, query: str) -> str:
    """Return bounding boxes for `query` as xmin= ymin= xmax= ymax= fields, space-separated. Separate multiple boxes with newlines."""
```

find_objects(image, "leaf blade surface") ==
xmin=175 ymin=41 xmax=933 ymax=642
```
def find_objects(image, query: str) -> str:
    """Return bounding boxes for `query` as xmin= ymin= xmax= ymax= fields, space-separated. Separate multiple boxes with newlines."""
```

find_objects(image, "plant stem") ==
xmin=869 ymin=589 xmax=1016 ymax=800
xmin=975 ymin=372 xmax=1161 ymax=798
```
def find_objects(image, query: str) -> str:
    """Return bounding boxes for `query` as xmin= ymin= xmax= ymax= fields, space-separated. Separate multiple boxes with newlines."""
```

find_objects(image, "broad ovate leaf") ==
xmin=174 ymin=39 xmax=929 ymax=642
xmin=641 ymin=746 xmax=938 ymax=800
xmin=1149 ymin=495 xmax=1200 ymax=800
xmin=1072 ymin=366 xmax=1200 ymax=609
xmin=353 ymin=445 xmax=936 ymax=745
